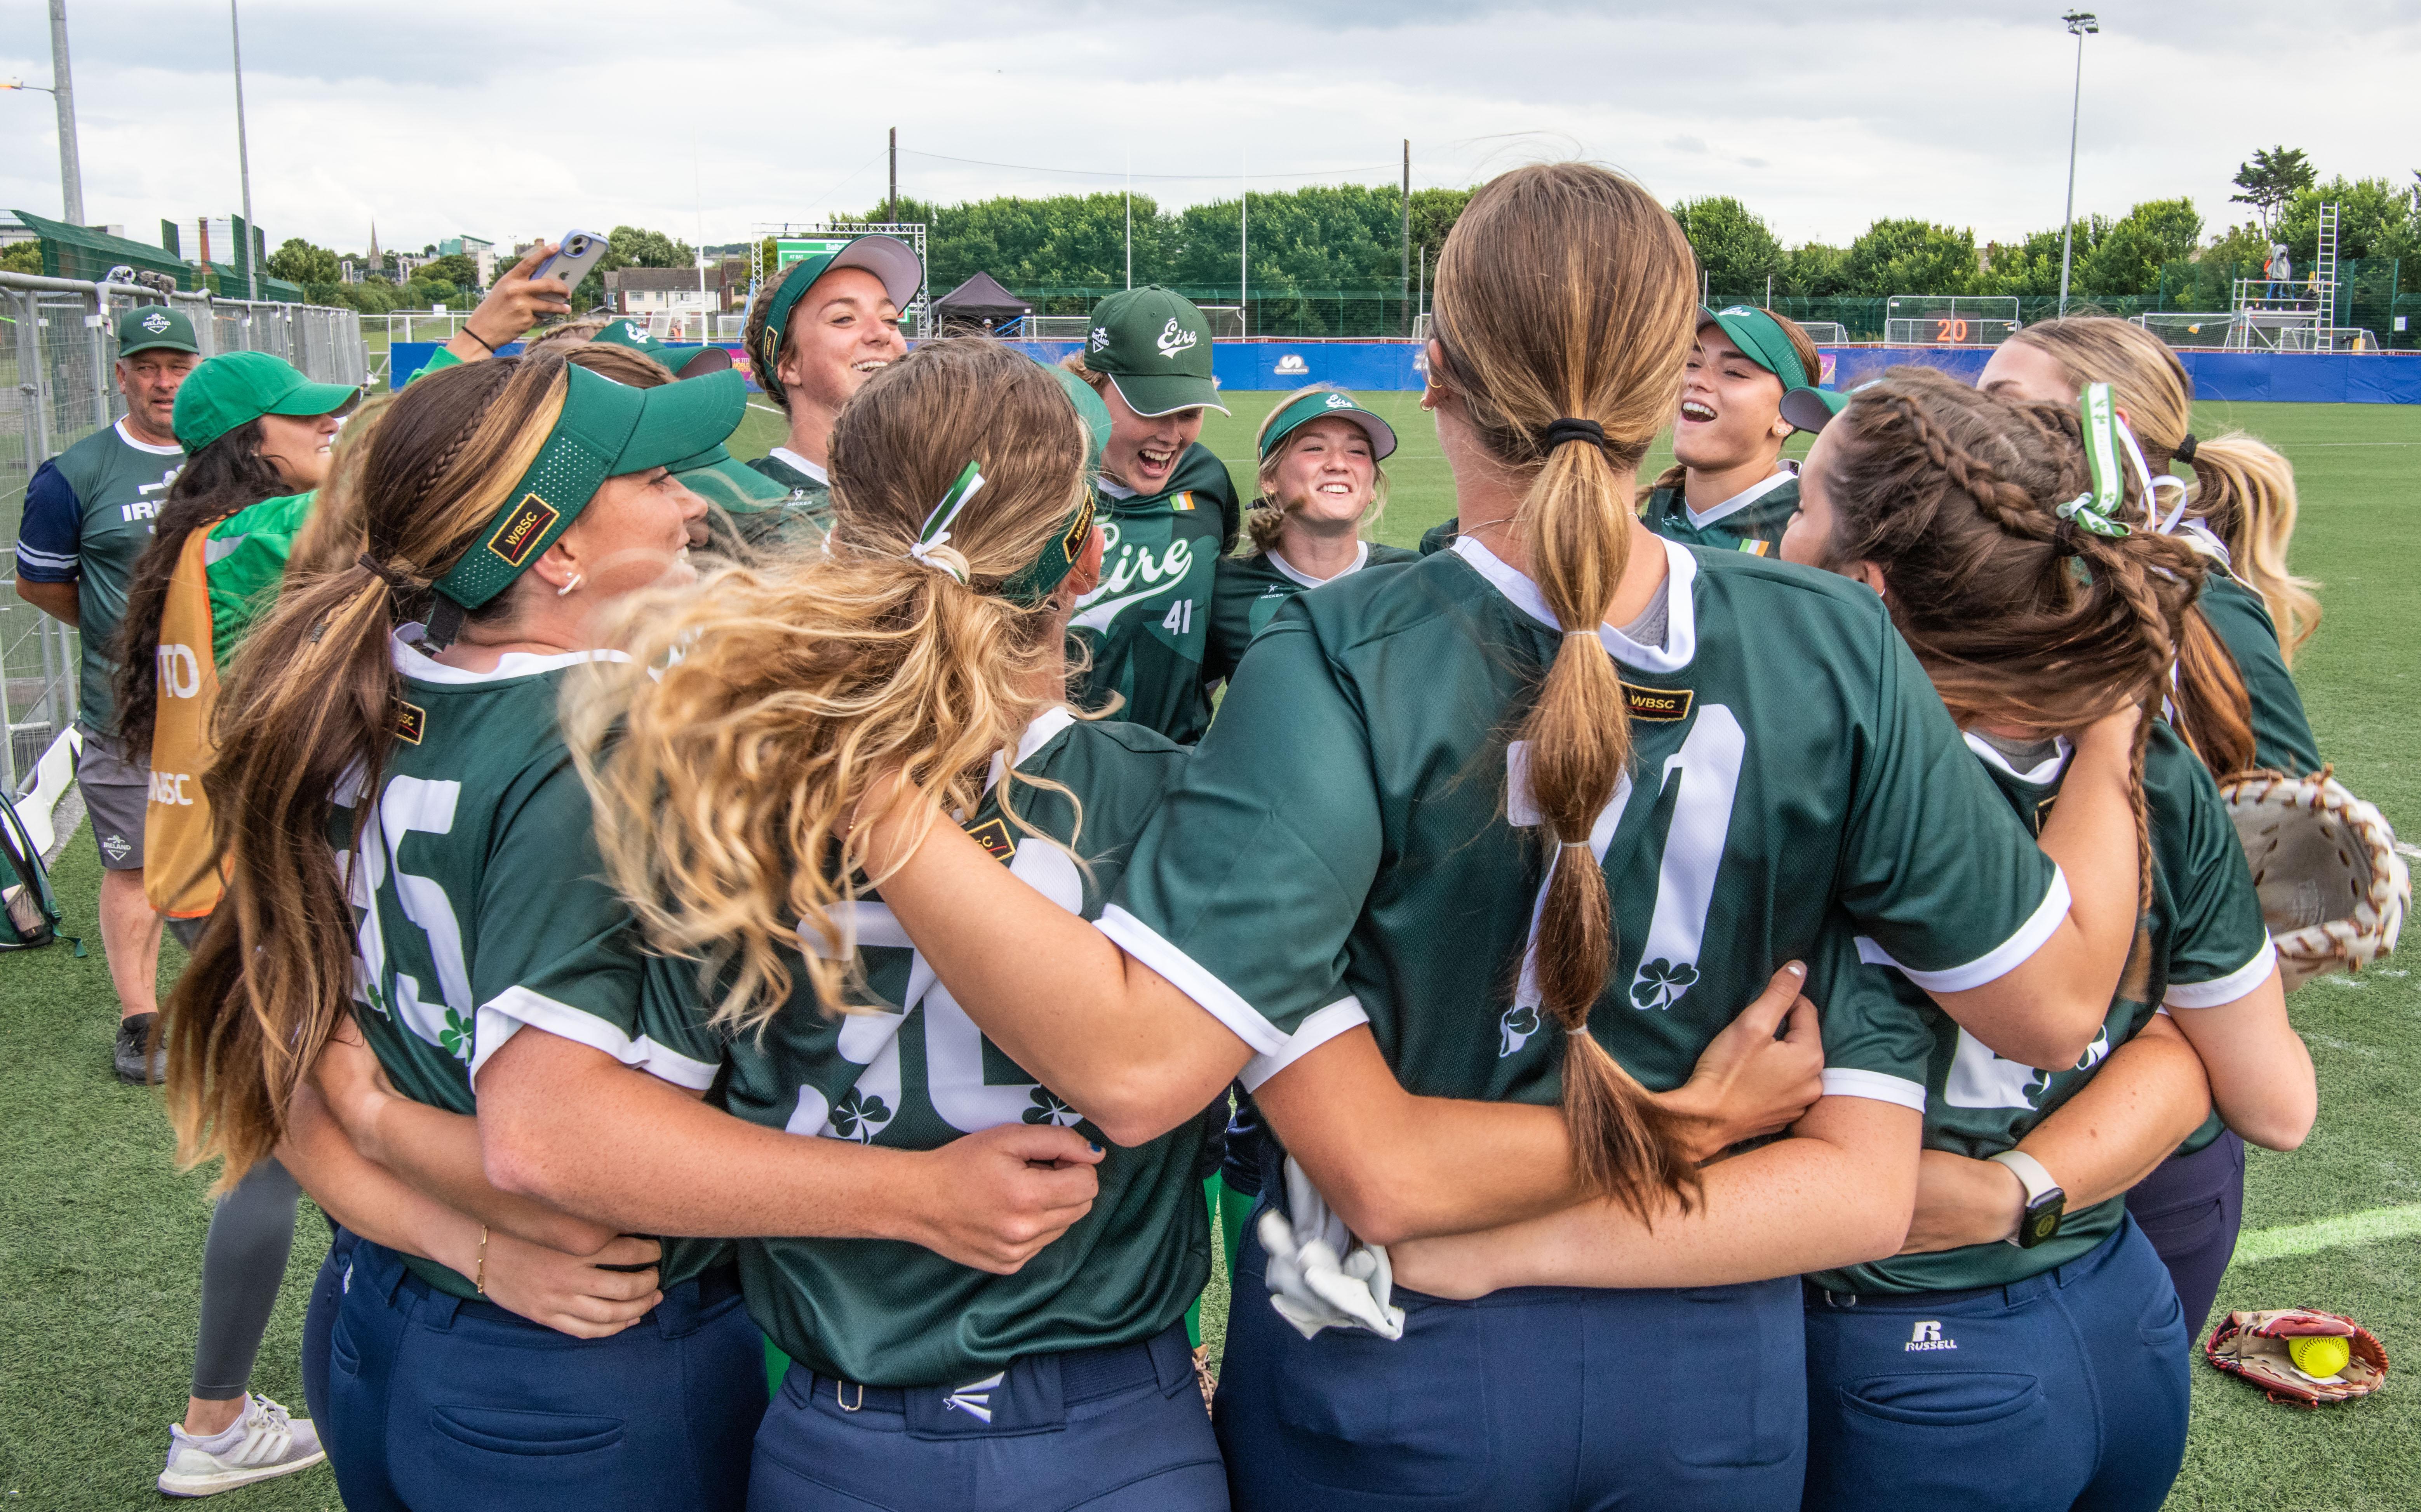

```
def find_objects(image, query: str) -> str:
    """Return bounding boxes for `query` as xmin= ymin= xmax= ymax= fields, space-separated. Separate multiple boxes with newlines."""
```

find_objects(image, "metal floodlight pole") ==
xmin=887 ymin=127 xmax=897 ymax=224
xmin=2055 ymin=10 xmax=2098 ymax=318
xmin=1239 ymin=151 xmax=1248 ymax=338
xmin=1400 ymin=139 xmax=1411 ymax=337
xmin=230 ymin=0 xmax=256 ymax=300
xmin=1124 ymin=145 xmax=1132 ymax=290
xmin=48 ymin=0 xmax=85 ymax=223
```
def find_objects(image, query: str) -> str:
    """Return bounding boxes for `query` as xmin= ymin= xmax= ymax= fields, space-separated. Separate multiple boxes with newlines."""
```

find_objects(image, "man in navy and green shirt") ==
xmin=13 ymin=304 xmax=197 ymax=1079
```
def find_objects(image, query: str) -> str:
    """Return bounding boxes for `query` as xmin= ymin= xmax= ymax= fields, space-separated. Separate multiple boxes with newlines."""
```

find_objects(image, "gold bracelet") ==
xmin=475 ymin=1224 xmax=489 ymax=1295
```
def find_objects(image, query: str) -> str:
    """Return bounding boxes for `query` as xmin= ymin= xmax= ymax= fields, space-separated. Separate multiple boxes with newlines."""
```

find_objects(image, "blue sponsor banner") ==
xmin=388 ymin=341 xmax=752 ymax=390
xmin=398 ymin=337 xmax=2418 ymax=404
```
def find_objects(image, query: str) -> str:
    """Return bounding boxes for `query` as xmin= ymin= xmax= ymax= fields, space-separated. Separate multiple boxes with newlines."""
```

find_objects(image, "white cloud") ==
xmin=2 ymin=0 xmax=2414 ymax=257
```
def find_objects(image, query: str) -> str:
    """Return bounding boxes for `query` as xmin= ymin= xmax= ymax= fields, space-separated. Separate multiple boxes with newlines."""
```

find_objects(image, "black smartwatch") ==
xmin=1990 ymin=1150 xmax=2066 ymax=1248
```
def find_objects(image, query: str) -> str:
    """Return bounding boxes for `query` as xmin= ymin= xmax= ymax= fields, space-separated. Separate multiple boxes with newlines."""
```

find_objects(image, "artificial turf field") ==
xmin=3 ymin=391 xmax=2416 ymax=1509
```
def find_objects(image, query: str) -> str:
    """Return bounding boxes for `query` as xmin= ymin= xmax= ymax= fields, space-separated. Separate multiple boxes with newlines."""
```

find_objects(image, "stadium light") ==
xmin=2056 ymin=10 xmax=2099 ymax=317
xmin=5 ymin=2 xmax=87 ymax=225
xmin=230 ymin=1 xmax=257 ymax=300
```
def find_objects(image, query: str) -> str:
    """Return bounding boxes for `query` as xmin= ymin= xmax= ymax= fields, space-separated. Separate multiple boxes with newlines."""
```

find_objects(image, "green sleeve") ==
xmin=1806 ymin=930 xmax=1936 ymax=1112
xmin=2156 ymin=745 xmax=2277 ymax=1006
xmin=467 ymin=759 xmax=713 ymax=1089
xmin=2199 ymin=576 xmax=2321 ymax=774
xmin=1100 ymin=617 xmax=1380 ymax=1058
xmin=407 ymin=346 xmax=463 ymax=385
xmin=1203 ymin=557 xmax=1258 ymax=687
xmin=1837 ymin=624 xmax=2066 ymax=991
xmin=204 ymin=491 xmax=313 ymax=665
xmin=1417 ymin=519 xmax=1457 ymax=556
xmin=632 ymin=952 xmax=731 ymax=1070
xmin=1202 ymin=453 xmax=1242 ymax=556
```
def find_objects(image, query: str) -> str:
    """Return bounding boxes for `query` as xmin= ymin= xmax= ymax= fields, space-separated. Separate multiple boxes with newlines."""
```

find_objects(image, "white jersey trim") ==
xmin=1855 ymin=866 xmax=2073 ymax=994
xmin=113 ymin=417 xmax=185 ymax=456
xmin=1682 ymin=466 xmax=1796 ymax=531
xmin=2164 ymin=936 xmax=2278 ymax=1008
xmin=1819 ymin=1066 xmax=1929 ymax=1113
xmin=1265 ymin=540 xmax=1369 ymax=589
xmin=1095 ymin=905 xmax=1291 ymax=1057
xmin=391 ymin=630 xmax=631 ymax=684
xmin=767 ymin=446 xmax=828 ymax=485
xmin=983 ymin=706 xmax=1077 ymax=799
xmin=1450 ymin=534 xmax=1698 ymax=673
xmin=1239 ymin=995 xmax=1371 ymax=1093
xmin=471 ymin=985 xmax=719 ymax=1090
xmin=1960 ymin=730 xmax=2073 ymax=786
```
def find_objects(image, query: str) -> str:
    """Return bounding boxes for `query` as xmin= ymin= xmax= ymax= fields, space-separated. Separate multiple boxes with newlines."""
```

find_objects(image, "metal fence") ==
xmin=0 ymin=271 xmax=369 ymax=795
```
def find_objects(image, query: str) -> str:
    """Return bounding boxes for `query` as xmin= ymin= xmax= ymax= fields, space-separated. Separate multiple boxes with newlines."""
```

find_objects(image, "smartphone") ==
xmin=533 ymin=229 xmax=609 ymax=290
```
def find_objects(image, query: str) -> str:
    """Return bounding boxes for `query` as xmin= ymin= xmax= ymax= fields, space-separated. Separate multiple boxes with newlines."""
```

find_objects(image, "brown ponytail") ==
xmin=1432 ymin=163 xmax=1702 ymax=1218
xmin=1634 ymin=461 xmax=1687 ymax=513
xmin=164 ymin=354 xmax=573 ymax=1188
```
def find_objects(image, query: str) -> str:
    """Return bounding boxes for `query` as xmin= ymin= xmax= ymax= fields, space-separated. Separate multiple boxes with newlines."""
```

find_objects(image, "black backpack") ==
xmin=0 ymin=797 xmax=80 ymax=953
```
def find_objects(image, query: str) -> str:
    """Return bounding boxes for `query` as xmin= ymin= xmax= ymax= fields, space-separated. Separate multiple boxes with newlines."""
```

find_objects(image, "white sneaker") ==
xmin=157 ymin=1394 xmax=327 ymax=1498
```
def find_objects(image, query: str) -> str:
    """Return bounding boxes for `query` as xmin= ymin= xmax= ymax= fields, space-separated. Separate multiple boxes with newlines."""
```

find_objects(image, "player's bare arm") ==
xmin=477 ymin=1025 xmax=1103 ymax=1276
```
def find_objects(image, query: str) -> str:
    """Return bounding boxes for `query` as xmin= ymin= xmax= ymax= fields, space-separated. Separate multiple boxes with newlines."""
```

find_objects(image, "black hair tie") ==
xmin=2173 ymin=432 xmax=2197 ymax=463
xmin=1541 ymin=417 xmax=1606 ymax=452
xmin=357 ymin=552 xmax=415 ymax=591
xmin=2054 ymin=517 xmax=2082 ymax=556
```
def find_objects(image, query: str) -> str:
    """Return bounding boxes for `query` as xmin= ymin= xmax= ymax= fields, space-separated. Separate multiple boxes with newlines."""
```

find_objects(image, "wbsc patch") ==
xmin=395 ymin=700 xmax=426 ymax=745
xmin=1621 ymin=683 xmax=1693 ymax=722
xmin=486 ymin=492 xmax=560 ymax=567
xmin=964 ymin=816 xmax=1016 ymax=863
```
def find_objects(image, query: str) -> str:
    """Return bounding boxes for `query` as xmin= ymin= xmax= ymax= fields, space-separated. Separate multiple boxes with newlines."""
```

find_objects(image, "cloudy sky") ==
xmin=4 ymin=1 xmax=2415 ymax=259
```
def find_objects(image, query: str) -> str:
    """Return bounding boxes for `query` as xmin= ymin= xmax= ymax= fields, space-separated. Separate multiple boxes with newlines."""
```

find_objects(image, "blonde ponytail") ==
xmin=1432 ymin=163 xmax=1703 ymax=1218
xmin=2188 ymin=434 xmax=2318 ymax=663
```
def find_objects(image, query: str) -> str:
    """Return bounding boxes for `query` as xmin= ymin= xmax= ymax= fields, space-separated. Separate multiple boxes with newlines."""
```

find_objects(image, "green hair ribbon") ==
xmin=907 ymin=461 xmax=986 ymax=584
xmin=2056 ymin=383 xmax=2132 ymax=540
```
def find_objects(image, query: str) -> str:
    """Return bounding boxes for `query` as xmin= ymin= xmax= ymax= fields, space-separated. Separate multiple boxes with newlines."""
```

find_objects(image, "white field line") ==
xmin=748 ymin=401 xmax=787 ymax=417
xmin=2232 ymin=1204 xmax=2421 ymax=1265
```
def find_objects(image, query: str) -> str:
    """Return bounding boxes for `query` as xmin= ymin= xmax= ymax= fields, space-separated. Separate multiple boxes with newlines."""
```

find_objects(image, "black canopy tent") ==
xmin=933 ymin=271 xmax=1031 ymax=333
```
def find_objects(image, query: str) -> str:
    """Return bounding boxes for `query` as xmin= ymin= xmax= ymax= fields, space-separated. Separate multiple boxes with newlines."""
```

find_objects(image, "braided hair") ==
xmin=1814 ymin=367 xmax=2210 ymax=913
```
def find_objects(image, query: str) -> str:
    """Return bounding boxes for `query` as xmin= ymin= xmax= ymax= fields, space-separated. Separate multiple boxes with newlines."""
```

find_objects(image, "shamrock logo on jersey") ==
xmin=1022 ymin=1087 xmax=1082 ymax=1127
xmin=1631 ymin=958 xmax=1700 ymax=1011
xmin=830 ymin=1087 xmax=894 ymax=1142
xmin=1498 ymin=1004 xmax=1541 ymax=1057
xmin=437 ymin=1007 xmax=473 ymax=1063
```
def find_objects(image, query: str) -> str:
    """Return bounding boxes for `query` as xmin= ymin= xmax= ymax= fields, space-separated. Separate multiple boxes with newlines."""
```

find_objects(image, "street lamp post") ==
xmin=2 ymin=2 xmax=86 ymax=225
xmin=2056 ymin=10 xmax=2099 ymax=317
xmin=230 ymin=0 xmax=257 ymax=300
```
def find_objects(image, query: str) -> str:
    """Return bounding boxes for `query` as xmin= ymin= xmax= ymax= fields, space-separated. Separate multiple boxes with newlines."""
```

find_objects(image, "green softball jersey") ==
xmin=1205 ymin=541 xmax=1421 ymax=686
xmin=1812 ymin=720 xmax=2275 ymax=1296
xmin=18 ymin=420 xmax=188 ymax=735
xmin=201 ymin=491 xmax=312 ymax=665
xmin=1066 ymin=443 xmax=1239 ymax=744
xmin=620 ymin=709 xmax=1217 ymax=1387
xmin=1416 ymin=518 xmax=1457 ymax=556
xmin=736 ymin=448 xmax=835 ymax=550
xmin=1100 ymin=536 xmax=2068 ymax=1119
xmin=1639 ymin=466 xmax=1800 ymax=556
xmin=2198 ymin=570 xmax=2321 ymax=775
xmin=334 ymin=635 xmax=727 ymax=1299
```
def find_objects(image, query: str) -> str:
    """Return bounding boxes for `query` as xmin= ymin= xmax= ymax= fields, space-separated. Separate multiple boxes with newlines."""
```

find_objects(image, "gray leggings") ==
xmin=190 ymin=1156 xmax=301 ymax=1400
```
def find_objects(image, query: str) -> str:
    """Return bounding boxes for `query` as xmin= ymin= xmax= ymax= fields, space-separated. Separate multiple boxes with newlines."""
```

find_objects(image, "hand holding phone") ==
xmin=534 ymin=230 xmax=610 ymax=292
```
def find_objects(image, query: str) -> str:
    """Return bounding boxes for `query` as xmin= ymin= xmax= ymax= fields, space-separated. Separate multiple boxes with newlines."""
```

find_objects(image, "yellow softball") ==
xmin=2288 ymin=1335 xmax=2351 ymax=1380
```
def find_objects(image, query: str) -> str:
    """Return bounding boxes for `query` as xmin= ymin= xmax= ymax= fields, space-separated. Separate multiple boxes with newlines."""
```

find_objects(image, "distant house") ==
xmin=604 ymin=264 xmax=744 ymax=319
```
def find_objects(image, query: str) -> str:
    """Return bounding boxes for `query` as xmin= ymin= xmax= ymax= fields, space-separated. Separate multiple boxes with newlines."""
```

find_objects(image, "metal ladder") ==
xmin=2313 ymin=202 xmax=2340 ymax=351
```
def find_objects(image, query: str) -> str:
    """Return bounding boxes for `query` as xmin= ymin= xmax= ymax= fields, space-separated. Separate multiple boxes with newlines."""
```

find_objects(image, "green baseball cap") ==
xmin=172 ymin=350 xmax=359 ymax=452
xmin=1702 ymin=304 xmax=1845 ymax=433
xmin=433 ymin=363 xmax=747 ymax=608
xmin=669 ymin=443 xmax=791 ymax=513
xmin=1258 ymin=388 xmax=1396 ymax=463
xmin=592 ymin=317 xmax=735 ymax=377
xmin=1044 ymin=359 xmax=1113 ymax=472
xmin=758 ymin=235 xmax=924 ymax=375
xmin=1081 ymin=286 xmax=1227 ymax=418
xmin=116 ymin=304 xmax=200 ymax=358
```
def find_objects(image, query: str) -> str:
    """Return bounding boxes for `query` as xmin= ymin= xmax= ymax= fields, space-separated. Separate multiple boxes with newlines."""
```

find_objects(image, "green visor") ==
xmin=670 ymin=443 xmax=792 ymax=512
xmin=1778 ymin=385 xmax=1849 ymax=434
xmin=433 ymin=363 xmax=747 ymax=608
xmin=173 ymin=349 xmax=359 ymax=452
xmin=592 ymin=317 xmax=735 ymax=377
xmin=1259 ymin=388 xmax=1397 ymax=463
xmin=1044 ymin=360 xmax=1113 ymax=473
xmin=1700 ymin=305 xmax=1808 ymax=390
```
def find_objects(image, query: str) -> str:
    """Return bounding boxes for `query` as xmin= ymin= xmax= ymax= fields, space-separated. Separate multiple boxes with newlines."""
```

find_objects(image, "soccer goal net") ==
xmin=1795 ymin=322 xmax=1849 ymax=345
xmin=1021 ymin=315 xmax=1093 ymax=339
xmin=1883 ymin=295 xmax=2020 ymax=347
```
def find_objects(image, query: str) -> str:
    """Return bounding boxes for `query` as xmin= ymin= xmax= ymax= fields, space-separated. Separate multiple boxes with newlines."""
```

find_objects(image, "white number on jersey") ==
xmin=1161 ymin=598 xmax=1193 ymax=634
xmin=339 ymin=774 xmax=477 ymax=1063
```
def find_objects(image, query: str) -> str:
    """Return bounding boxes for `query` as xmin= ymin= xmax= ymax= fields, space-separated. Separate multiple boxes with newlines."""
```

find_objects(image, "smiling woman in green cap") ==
xmin=161 ymin=349 xmax=769 ymax=1512
xmin=99 ymin=348 xmax=357 ymax=1497
xmin=740 ymin=234 xmax=926 ymax=537
xmin=1638 ymin=304 xmax=1839 ymax=556
xmin=1057 ymin=285 xmax=1241 ymax=743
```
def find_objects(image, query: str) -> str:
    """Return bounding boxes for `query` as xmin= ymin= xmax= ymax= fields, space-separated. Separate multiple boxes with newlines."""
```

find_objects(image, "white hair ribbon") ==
xmin=907 ymin=461 xmax=985 ymax=584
